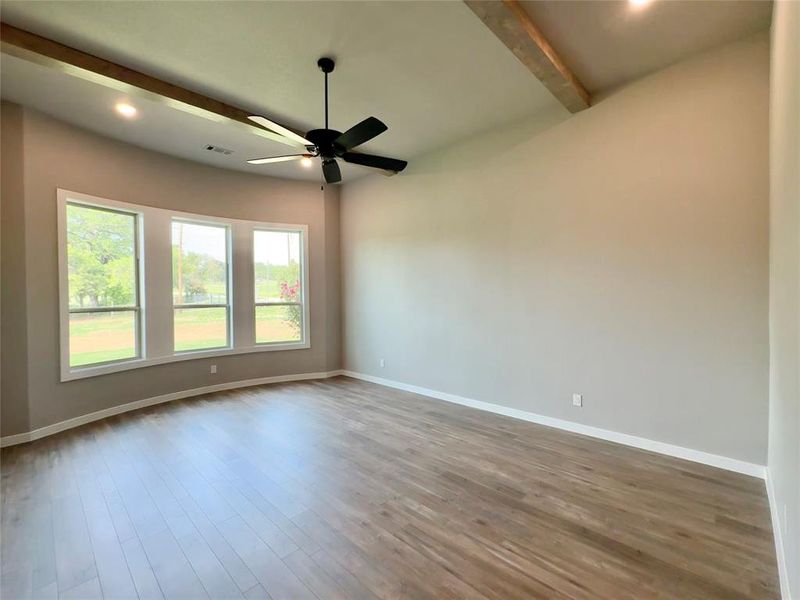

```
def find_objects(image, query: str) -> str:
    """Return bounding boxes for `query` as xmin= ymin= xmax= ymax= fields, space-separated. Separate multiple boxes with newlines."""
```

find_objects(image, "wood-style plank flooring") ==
xmin=1 ymin=376 xmax=780 ymax=599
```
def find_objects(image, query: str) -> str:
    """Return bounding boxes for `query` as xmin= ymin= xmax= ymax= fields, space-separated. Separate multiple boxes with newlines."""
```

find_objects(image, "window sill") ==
xmin=60 ymin=341 xmax=310 ymax=382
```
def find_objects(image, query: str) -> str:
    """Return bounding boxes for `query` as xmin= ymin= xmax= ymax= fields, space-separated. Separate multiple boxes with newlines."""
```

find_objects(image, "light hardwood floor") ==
xmin=1 ymin=376 xmax=779 ymax=599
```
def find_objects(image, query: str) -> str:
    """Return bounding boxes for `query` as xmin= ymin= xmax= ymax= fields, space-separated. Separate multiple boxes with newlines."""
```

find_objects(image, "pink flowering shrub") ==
xmin=279 ymin=280 xmax=302 ymax=334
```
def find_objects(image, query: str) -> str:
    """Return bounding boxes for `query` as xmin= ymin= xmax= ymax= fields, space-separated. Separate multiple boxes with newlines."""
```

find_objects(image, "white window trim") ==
xmin=57 ymin=189 xmax=311 ymax=382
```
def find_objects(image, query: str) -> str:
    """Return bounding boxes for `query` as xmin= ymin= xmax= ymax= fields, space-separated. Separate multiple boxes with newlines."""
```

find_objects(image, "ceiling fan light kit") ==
xmin=247 ymin=57 xmax=408 ymax=184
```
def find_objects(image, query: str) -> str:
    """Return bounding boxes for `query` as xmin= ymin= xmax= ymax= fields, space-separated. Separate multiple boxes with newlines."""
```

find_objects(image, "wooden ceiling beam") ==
xmin=0 ymin=22 xmax=304 ymax=147
xmin=464 ymin=0 xmax=590 ymax=113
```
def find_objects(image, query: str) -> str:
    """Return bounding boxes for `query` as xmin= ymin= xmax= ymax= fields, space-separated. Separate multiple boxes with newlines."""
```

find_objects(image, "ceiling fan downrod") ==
xmin=318 ymin=57 xmax=334 ymax=130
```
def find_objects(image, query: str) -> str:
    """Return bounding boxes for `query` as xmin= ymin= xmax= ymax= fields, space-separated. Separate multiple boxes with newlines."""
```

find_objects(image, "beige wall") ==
xmin=0 ymin=103 xmax=341 ymax=436
xmin=768 ymin=1 xmax=800 ymax=595
xmin=341 ymin=34 xmax=770 ymax=464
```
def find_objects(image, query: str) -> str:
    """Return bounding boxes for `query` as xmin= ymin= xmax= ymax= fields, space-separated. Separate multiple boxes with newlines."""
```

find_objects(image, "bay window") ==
xmin=57 ymin=189 xmax=309 ymax=381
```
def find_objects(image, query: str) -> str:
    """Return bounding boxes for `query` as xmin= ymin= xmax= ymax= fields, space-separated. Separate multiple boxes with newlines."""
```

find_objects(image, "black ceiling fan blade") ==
xmin=342 ymin=152 xmax=407 ymax=173
xmin=334 ymin=117 xmax=388 ymax=151
xmin=322 ymin=159 xmax=342 ymax=184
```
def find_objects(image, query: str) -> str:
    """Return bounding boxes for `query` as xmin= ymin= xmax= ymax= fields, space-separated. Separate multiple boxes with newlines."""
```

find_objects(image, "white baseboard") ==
xmin=766 ymin=470 xmax=792 ymax=600
xmin=5 ymin=367 xmax=766 ymax=478
xmin=340 ymin=370 xmax=767 ymax=479
xmin=0 ymin=370 xmax=342 ymax=448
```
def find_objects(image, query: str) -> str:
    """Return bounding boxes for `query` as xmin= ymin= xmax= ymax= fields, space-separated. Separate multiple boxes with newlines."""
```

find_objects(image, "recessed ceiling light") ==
xmin=300 ymin=156 xmax=313 ymax=168
xmin=115 ymin=102 xmax=138 ymax=119
xmin=629 ymin=0 xmax=653 ymax=6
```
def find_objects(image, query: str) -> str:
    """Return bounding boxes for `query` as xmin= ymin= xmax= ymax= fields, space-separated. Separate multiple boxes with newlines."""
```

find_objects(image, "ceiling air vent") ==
xmin=204 ymin=144 xmax=234 ymax=155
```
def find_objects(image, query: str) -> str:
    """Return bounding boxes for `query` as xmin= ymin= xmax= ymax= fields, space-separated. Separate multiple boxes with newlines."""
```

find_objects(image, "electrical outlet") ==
xmin=210 ymin=364 xmax=217 ymax=374
xmin=572 ymin=393 xmax=583 ymax=407
xmin=379 ymin=358 xmax=385 ymax=368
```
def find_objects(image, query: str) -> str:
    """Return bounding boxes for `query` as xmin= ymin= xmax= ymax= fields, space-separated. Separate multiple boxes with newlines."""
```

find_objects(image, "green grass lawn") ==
xmin=71 ymin=348 xmax=137 ymax=366
xmin=173 ymin=307 xmax=227 ymax=352
xmin=69 ymin=312 xmax=136 ymax=367
xmin=70 ymin=306 xmax=301 ymax=366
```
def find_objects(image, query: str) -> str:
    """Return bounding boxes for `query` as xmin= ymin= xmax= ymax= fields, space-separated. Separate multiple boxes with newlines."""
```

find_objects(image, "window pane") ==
xmin=174 ymin=307 xmax=228 ymax=351
xmin=256 ymin=305 xmax=302 ymax=344
xmin=172 ymin=221 xmax=228 ymax=305
xmin=67 ymin=204 xmax=137 ymax=309
xmin=254 ymin=230 xmax=302 ymax=303
xmin=69 ymin=311 xmax=136 ymax=367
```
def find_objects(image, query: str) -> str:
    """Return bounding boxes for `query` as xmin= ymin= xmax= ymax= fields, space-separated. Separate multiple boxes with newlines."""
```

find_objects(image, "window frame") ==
xmin=171 ymin=217 xmax=233 ymax=354
xmin=58 ymin=194 xmax=145 ymax=378
xmin=253 ymin=227 xmax=309 ymax=347
xmin=57 ymin=189 xmax=310 ymax=383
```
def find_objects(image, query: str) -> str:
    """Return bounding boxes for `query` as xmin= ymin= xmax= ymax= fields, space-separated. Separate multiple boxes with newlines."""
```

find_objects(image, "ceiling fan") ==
xmin=246 ymin=57 xmax=407 ymax=184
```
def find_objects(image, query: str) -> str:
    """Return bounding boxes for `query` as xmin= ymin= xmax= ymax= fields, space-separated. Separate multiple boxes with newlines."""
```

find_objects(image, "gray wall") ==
xmin=1 ymin=102 xmax=30 ymax=436
xmin=0 ymin=104 xmax=342 ymax=437
xmin=768 ymin=1 xmax=800 ymax=594
xmin=341 ymin=34 xmax=770 ymax=465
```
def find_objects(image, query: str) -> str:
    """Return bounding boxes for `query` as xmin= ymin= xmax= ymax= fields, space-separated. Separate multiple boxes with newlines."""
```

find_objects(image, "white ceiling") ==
xmin=520 ymin=0 xmax=772 ymax=93
xmin=0 ymin=0 xmax=561 ymax=182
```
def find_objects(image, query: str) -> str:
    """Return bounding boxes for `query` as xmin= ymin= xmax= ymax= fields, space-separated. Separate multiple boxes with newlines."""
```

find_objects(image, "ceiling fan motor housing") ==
xmin=305 ymin=128 xmax=344 ymax=159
